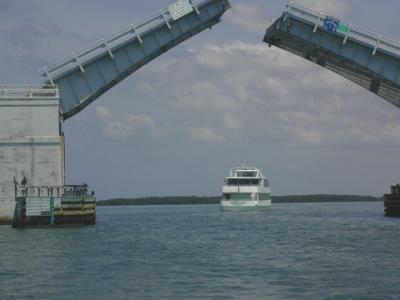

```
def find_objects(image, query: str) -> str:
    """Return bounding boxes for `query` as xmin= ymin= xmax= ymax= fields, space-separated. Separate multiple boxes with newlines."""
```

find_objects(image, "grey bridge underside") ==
xmin=43 ymin=0 xmax=230 ymax=120
xmin=264 ymin=17 xmax=400 ymax=109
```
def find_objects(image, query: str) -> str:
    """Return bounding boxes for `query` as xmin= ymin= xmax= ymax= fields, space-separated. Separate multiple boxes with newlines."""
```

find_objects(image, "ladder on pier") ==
xmin=40 ymin=0 xmax=231 ymax=120
xmin=264 ymin=2 xmax=400 ymax=109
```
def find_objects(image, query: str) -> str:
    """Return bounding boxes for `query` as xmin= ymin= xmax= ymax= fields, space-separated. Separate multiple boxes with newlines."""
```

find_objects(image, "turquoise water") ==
xmin=1 ymin=203 xmax=399 ymax=299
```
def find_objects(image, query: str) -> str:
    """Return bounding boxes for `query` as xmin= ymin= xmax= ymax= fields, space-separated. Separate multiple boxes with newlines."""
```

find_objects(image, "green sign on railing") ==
xmin=338 ymin=22 xmax=350 ymax=33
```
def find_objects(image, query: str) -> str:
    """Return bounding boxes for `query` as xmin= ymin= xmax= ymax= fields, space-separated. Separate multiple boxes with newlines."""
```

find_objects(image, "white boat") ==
xmin=221 ymin=166 xmax=271 ymax=211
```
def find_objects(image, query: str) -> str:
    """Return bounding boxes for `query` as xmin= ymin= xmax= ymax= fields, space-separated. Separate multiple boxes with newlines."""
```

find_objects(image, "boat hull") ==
xmin=220 ymin=200 xmax=271 ymax=211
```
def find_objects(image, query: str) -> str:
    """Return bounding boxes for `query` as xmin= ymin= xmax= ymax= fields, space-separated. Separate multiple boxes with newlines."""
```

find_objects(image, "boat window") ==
xmin=264 ymin=180 xmax=269 ymax=187
xmin=227 ymin=179 xmax=261 ymax=186
xmin=259 ymin=193 xmax=271 ymax=200
xmin=223 ymin=193 xmax=231 ymax=200
xmin=229 ymin=193 xmax=253 ymax=200
xmin=236 ymin=171 xmax=257 ymax=177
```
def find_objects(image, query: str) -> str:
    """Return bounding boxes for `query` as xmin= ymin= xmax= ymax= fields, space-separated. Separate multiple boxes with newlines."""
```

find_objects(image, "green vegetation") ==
xmin=97 ymin=195 xmax=381 ymax=206
xmin=272 ymin=195 xmax=380 ymax=203
xmin=97 ymin=196 xmax=220 ymax=206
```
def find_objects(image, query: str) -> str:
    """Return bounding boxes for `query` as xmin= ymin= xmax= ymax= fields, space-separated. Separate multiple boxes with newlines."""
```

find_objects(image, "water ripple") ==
xmin=0 ymin=203 xmax=399 ymax=299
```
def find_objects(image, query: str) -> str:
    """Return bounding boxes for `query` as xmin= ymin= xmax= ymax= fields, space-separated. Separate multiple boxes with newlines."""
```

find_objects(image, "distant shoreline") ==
xmin=97 ymin=195 xmax=381 ymax=206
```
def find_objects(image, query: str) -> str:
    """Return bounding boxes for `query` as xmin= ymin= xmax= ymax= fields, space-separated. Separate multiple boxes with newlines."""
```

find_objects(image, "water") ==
xmin=1 ymin=202 xmax=399 ymax=299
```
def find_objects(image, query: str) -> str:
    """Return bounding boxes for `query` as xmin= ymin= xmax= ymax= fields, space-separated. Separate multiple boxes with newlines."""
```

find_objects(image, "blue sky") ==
xmin=1 ymin=0 xmax=399 ymax=198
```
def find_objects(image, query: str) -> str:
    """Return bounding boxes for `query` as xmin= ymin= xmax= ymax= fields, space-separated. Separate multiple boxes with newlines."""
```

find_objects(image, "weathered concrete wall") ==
xmin=0 ymin=87 xmax=64 ymax=223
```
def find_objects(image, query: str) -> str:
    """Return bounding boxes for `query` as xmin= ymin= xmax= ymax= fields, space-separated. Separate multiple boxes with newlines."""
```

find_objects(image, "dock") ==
xmin=384 ymin=184 xmax=400 ymax=217
xmin=13 ymin=184 xmax=96 ymax=228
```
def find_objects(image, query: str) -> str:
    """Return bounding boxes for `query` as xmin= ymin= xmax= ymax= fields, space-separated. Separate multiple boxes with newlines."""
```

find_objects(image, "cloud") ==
xmin=188 ymin=127 xmax=225 ymax=144
xmin=0 ymin=0 xmax=127 ymax=75
xmin=168 ymin=81 xmax=238 ymax=112
xmin=95 ymin=106 xmax=161 ymax=140
xmin=95 ymin=106 xmax=113 ymax=120
xmin=0 ymin=0 xmax=17 ymax=12
xmin=295 ymin=0 xmax=352 ymax=17
xmin=0 ymin=0 xmax=35 ymax=14
xmin=225 ymin=3 xmax=268 ymax=34
xmin=136 ymin=40 xmax=400 ymax=148
xmin=223 ymin=114 xmax=244 ymax=130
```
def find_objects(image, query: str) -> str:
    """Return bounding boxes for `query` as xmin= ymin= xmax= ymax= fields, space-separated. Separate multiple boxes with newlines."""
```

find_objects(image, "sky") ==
xmin=0 ymin=0 xmax=399 ymax=199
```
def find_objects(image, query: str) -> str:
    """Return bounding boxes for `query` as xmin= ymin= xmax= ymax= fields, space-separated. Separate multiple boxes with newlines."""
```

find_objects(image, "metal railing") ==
xmin=16 ymin=184 xmax=94 ymax=198
xmin=228 ymin=167 xmax=263 ymax=178
xmin=285 ymin=2 xmax=400 ymax=57
xmin=390 ymin=185 xmax=400 ymax=195
xmin=0 ymin=85 xmax=59 ymax=99
xmin=38 ymin=0 xmax=212 ymax=84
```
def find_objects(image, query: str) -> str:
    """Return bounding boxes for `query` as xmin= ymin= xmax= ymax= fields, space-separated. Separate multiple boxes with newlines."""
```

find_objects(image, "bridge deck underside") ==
xmin=264 ymin=18 xmax=400 ymax=109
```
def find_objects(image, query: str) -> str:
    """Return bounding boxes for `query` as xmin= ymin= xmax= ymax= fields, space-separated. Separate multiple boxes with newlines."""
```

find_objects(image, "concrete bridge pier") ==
xmin=0 ymin=86 xmax=64 ymax=225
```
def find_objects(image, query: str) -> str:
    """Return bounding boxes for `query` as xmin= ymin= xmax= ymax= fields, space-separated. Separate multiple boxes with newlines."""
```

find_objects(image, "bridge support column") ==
xmin=0 ymin=86 xmax=64 ymax=225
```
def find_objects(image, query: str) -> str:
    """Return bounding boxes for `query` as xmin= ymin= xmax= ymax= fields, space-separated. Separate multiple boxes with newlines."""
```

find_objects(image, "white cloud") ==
xmin=223 ymin=113 xmax=244 ymax=130
xmin=168 ymin=81 xmax=238 ymax=112
xmin=95 ymin=110 xmax=161 ymax=140
xmin=295 ymin=0 xmax=352 ymax=17
xmin=150 ymin=40 xmax=400 ymax=147
xmin=188 ymin=127 xmax=225 ymax=144
xmin=95 ymin=106 xmax=113 ymax=120
xmin=225 ymin=3 xmax=268 ymax=33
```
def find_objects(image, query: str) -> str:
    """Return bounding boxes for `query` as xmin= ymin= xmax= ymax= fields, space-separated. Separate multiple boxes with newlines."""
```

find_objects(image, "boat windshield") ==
xmin=225 ymin=179 xmax=261 ymax=186
xmin=235 ymin=171 xmax=257 ymax=177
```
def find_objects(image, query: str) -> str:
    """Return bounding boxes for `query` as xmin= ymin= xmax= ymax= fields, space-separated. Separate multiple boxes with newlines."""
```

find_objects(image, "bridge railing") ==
xmin=38 ymin=0 xmax=211 ymax=85
xmin=0 ymin=85 xmax=58 ymax=99
xmin=284 ymin=2 xmax=400 ymax=58
xmin=16 ymin=184 xmax=94 ymax=198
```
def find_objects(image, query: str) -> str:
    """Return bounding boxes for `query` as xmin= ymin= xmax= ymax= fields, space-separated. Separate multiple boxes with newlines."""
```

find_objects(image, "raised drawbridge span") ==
xmin=264 ymin=2 xmax=400 ymax=109
xmin=40 ymin=0 xmax=231 ymax=120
